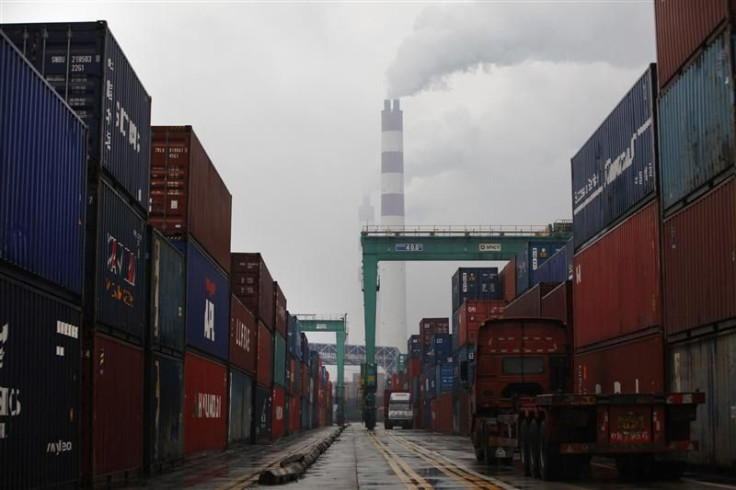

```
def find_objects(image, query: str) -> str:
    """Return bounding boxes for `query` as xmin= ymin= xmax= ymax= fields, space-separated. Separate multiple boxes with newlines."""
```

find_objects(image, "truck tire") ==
xmin=538 ymin=419 xmax=560 ymax=481
xmin=529 ymin=419 xmax=541 ymax=477
xmin=520 ymin=419 xmax=532 ymax=476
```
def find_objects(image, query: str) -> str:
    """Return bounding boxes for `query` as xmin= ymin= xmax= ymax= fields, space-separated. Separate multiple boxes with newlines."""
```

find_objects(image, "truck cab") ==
xmin=384 ymin=391 xmax=413 ymax=429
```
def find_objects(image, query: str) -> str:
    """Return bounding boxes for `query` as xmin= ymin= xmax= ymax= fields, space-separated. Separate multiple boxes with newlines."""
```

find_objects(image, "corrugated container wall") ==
xmin=654 ymin=0 xmax=735 ymax=89
xmin=0 ymin=33 xmax=87 ymax=296
xmin=273 ymin=332 xmax=287 ymax=387
xmin=2 ymin=21 xmax=152 ymax=212
xmin=150 ymin=127 xmax=232 ymax=273
xmin=272 ymin=386 xmax=286 ymax=439
xmin=454 ymin=299 xmax=506 ymax=349
xmin=408 ymin=335 xmax=422 ymax=358
xmin=515 ymin=240 xmax=567 ymax=296
xmin=575 ymin=331 xmax=664 ymax=395
xmin=175 ymin=239 xmax=230 ymax=360
xmin=541 ymin=281 xmax=573 ymax=327
xmin=534 ymin=239 xmax=573 ymax=283
xmin=83 ymin=333 xmax=143 ymax=479
xmin=149 ymin=229 xmax=186 ymax=352
xmin=148 ymin=353 xmax=184 ymax=467
xmin=273 ymin=283 xmax=287 ymax=338
xmin=571 ymin=66 xmax=657 ymax=249
xmin=230 ymin=295 xmax=257 ymax=374
xmin=662 ymin=178 xmax=736 ymax=336
xmin=0 ymin=276 xmax=81 ymax=489
xmin=228 ymin=369 xmax=253 ymax=444
xmin=254 ymin=385 xmax=273 ymax=443
xmin=257 ymin=321 xmax=274 ymax=387
xmin=289 ymin=396 xmax=301 ymax=433
xmin=451 ymin=268 xmax=501 ymax=312
xmin=573 ymin=201 xmax=661 ymax=348
xmin=183 ymin=352 xmax=227 ymax=455
xmin=420 ymin=317 xmax=449 ymax=349
xmin=505 ymin=282 xmax=558 ymax=319
xmin=501 ymin=257 xmax=517 ymax=303
xmin=669 ymin=331 xmax=736 ymax=467
xmin=658 ymin=30 xmax=736 ymax=214
xmin=90 ymin=182 xmax=147 ymax=340
xmin=287 ymin=315 xmax=302 ymax=360
xmin=231 ymin=253 xmax=274 ymax=328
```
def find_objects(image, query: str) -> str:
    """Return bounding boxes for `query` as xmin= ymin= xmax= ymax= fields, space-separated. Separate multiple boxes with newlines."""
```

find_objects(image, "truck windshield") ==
xmin=502 ymin=357 xmax=545 ymax=375
xmin=390 ymin=402 xmax=411 ymax=411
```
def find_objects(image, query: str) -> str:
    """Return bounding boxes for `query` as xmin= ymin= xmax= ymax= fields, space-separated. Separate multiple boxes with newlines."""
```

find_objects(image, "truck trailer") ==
xmin=465 ymin=318 xmax=703 ymax=481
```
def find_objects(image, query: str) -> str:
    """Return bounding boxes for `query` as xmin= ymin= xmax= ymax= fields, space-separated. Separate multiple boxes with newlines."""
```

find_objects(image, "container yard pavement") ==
xmin=120 ymin=426 xmax=341 ymax=489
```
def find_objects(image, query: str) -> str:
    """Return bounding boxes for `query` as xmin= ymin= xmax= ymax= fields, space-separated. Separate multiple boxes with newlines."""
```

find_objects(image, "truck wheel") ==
xmin=529 ymin=419 xmax=541 ymax=477
xmin=520 ymin=419 xmax=532 ymax=476
xmin=538 ymin=419 xmax=559 ymax=481
xmin=474 ymin=446 xmax=485 ymax=463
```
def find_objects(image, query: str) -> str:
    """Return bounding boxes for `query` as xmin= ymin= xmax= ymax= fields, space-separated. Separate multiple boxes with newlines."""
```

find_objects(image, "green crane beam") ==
xmin=359 ymin=224 xmax=572 ymax=430
xmin=297 ymin=315 xmax=348 ymax=426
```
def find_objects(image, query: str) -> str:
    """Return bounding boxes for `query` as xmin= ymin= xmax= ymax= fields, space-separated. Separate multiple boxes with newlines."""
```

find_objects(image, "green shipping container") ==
xmin=273 ymin=332 xmax=287 ymax=387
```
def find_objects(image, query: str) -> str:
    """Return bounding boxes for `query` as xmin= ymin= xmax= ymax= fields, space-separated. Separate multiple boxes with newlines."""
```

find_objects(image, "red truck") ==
xmin=466 ymin=318 xmax=703 ymax=481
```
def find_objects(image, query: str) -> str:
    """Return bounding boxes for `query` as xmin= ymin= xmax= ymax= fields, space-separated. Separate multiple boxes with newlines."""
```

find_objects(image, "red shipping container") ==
xmin=541 ymin=281 xmax=573 ymax=325
xmin=272 ymin=386 xmax=286 ymax=439
xmin=301 ymin=361 xmax=309 ymax=396
xmin=457 ymin=391 xmax=471 ymax=436
xmin=662 ymin=178 xmax=736 ymax=337
xmin=655 ymin=0 xmax=735 ymax=90
xmin=575 ymin=331 xmax=664 ymax=395
xmin=415 ymin=399 xmax=424 ymax=429
xmin=573 ymin=201 xmax=661 ymax=348
xmin=430 ymin=399 xmax=438 ymax=431
xmin=273 ymin=282 xmax=287 ymax=338
xmin=420 ymin=317 xmax=449 ymax=349
xmin=456 ymin=299 xmax=506 ymax=347
xmin=290 ymin=396 xmax=301 ymax=433
xmin=231 ymin=253 xmax=274 ymax=328
xmin=408 ymin=357 xmax=421 ymax=382
xmin=436 ymin=392 xmax=453 ymax=434
xmin=504 ymin=282 xmax=558 ymax=318
xmin=83 ymin=334 xmax=143 ymax=479
xmin=257 ymin=320 xmax=274 ymax=387
xmin=184 ymin=352 xmax=227 ymax=455
xmin=502 ymin=257 xmax=517 ymax=303
xmin=289 ymin=356 xmax=296 ymax=395
xmin=150 ymin=126 xmax=232 ymax=273
xmin=230 ymin=295 xmax=257 ymax=375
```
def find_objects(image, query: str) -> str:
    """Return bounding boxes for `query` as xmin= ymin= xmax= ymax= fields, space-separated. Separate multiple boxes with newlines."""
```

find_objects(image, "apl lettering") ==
xmin=204 ymin=299 xmax=215 ymax=341
xmin=196 ymin=393 xmax=221 ymax=418
xmin=107 ymin=233 xmax=137 ymax=286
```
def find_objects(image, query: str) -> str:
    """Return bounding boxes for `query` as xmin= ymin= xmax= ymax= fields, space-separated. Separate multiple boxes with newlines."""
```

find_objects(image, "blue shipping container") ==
xmin=229 ymin=369 xmax=253 ymax=444
xmin=175 ymin=238 xmax=230 ymax=360
xmin=287 ymin=315 xmax=302 ymax=360
xmin=534 ymin=239 xmax=572 ymax=284
xmin=300 ymin=396 xmax=310 ymax=432
xmin=515 ymin=240 xmax=567 ymax=297
xmin=149 ymin=229 xmax=186 ymax=352
xmin=0 ymin=274 xmax=81 ymax=488
xmin=92 ymin=182 xmax=147 ymax=338
xmin=659 ymin=30 xmax=736 ymax=214
xmin=149 ymin=353 xmax=184 ymax=466
xmin=571 ymin=65 xmax=657 ymax=249
xmin=1 ymin=21 xmax=152 ymax=212
xmin=451 ymin=267 xmax=501 ymax=312
xmin=0 ymin=32 xmax=87 ymax=296
xmin=435 ymin=363 xmax=454 ymax=395
xmin=432 ymin=333 xmax=453 ymax=364
xmin=274 ymin=333 xmax=286 ymax=387
xmin=301 ymin=332 xmax=310 ymax=364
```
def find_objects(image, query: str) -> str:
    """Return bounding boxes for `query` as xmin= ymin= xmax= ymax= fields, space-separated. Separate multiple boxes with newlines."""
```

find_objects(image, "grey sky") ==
xmin=1 ymin=2 xmax=655 ymax=370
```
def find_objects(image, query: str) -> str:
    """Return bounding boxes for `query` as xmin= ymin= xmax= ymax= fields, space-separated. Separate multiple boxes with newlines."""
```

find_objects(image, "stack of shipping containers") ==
xmin=286 ymin=315 xmax=304 ymax=435
xmin=655 ymin=2 xmax=736 ymax=468
xmin=271 ymin=283 xmax=287 ymax=440
xmin=0 ymin=32 xmax=88 ymax=488
xmin=407 ymin=335 xmax=423 ymax=427
xmin=416 ymin=318 xmax=449 ymax=432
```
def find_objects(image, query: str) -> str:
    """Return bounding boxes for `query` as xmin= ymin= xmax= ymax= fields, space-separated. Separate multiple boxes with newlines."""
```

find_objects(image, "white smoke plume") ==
xmin=386 ymin=3 xmax=655 ymax=98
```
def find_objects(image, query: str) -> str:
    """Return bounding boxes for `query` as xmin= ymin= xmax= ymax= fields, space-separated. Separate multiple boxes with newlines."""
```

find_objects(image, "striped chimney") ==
xmin=378 ymin=99 xmax=407 ymax=352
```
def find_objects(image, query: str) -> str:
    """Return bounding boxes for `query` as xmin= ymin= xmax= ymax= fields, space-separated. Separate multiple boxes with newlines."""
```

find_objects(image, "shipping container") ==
xmin=423 ymin=399 xmax=432 ymax=430
xmin=0 ymin=275 xmax=81 ymax=489
xmin=515 ymin=240 xmax=567 ymax=296
xmin=451 ymin=267 xmax=501 ymax=312
xmin=534 ymin=239 xmax=573 ymax=283
xmin=230 ymin=295 xmax=257 ymax=375
xmin=430 ymin=399 xmax=438 ymax=431
xmin=501 ymin=257 xmax=517 ymax=303
xmin=300 ymin=395 xmax=310 ymax=432
xmin=290 ymin=396 xmax=301 ymax=434
xmin=429 ymin=333 xmax=453 ymax=364
xmin=407 ymin=334 xmax=422 ymax=358
xmin=301 ymin=332 xmax=310 ymax=363
xmin=83 ymin=333 xmax=143 ymax=479
xmin=175 ymin=238 xmax=230 ymax=360
xmin=654 ymin=0 xmax=734 ymax=89
xmin=272 ymin=386 xmax=286 ymax=439
xmin=454 ymin=299 xmax=506 ymax=348
xmin=257 ymin=321 xmax=274 ymax=387
xmin=255 ymin=385 xmax=273 ymax=443
xmin=148 ymin=229 xmax=185 ymax=352
xmin=541 ymin=281 xmax=573 ymax=327
xmin=419 ymin=317 xmax=449 ymax=349
xmin=2 ymin=21 xmax=152 ymax=212
xmin=228 ymin=368 xmax=253 ymax=444
xmin=434 ymin=363 xmax=454 ymax=396
xmin=273 ymin=282 xmax=287 ymax=338
xmin=454 ymin=390 xmax=471 ymax=436
xmin=575 ymin=331 xmax=664 ymax=395
xmin=88 ymin=181 xmax=147 ymax=341
xmin=273 ymin=332 xmax=287 ymax=387
xmin=663 ymin=177 xmax=736 ymax=337
xmin=0 ymin=32 xmax=87 ymax=296
xmin=573 ymin=200 xmax=661 ymax=348
xmin=183 ymin=351 xmax=227 ymax=455
xmin=150 ymin=126 xmax=232 ymax=273
xmin=504 ymin=282 xmax=559 ymax=319
xmin=147 ymin=353 xmax=184 ymax=468
xmin=231 ymin=253 xmax=274 ymax=328
xmin=669 ymin=330 xmax=736 ymax=468
xmin=435 ymin=392 xmax=453 ymax=434
xmin=571 ymin=65 xmax=657 ymax=249
xmin=454 ymin=345 xmax=475 ymax=387
xmin=659 ymin=29 xmax=736 ymax=214
xmin=287 ymin=314 xmax=302 ymax=360
xmin=301 ymin=360 xmax=309 ymax=398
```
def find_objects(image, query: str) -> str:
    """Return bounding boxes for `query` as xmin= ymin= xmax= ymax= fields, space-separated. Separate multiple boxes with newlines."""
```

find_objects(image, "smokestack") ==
xmin=378 ymin=99 xmax=407 ymax=353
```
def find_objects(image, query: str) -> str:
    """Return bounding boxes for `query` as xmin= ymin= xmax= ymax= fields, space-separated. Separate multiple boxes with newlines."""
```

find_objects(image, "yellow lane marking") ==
xmin=386 ymin=431 xmax=504 ymax=490
xmin=368 ymin=430 xmax=433 ymax=489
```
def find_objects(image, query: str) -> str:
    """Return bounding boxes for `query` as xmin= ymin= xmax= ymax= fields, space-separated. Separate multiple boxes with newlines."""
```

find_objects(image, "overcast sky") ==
xmin=1 ymin=1 xmax=655 ymax=373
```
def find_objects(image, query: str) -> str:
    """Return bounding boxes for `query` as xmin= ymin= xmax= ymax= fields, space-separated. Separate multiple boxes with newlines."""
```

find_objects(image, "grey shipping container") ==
xmin=149 ymin=229 xmax=185 ymax=352
xmin=87 ymin=181 xmax=147 ymax=341
xmin=0 ymin=274 xmax=81 ymax=489
xmin=0 ymin=32 xmax=87 ymax=296
xmin=229 ymin=369 xmax=253 ymax=444
xmin=658 ymin=29 xmax=736 ymax=214
xmin=254 ymin=385 xmax=272 ymax=443
xmin=1 ymin=21 xmax=152 ymax=212
xmin=147 ymin=352 xmax=184 ymax=468
xmin=669 ymin=330 xmax=736 ymax=469
xmin=571 ymin=65 xmax=657 ymax=249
